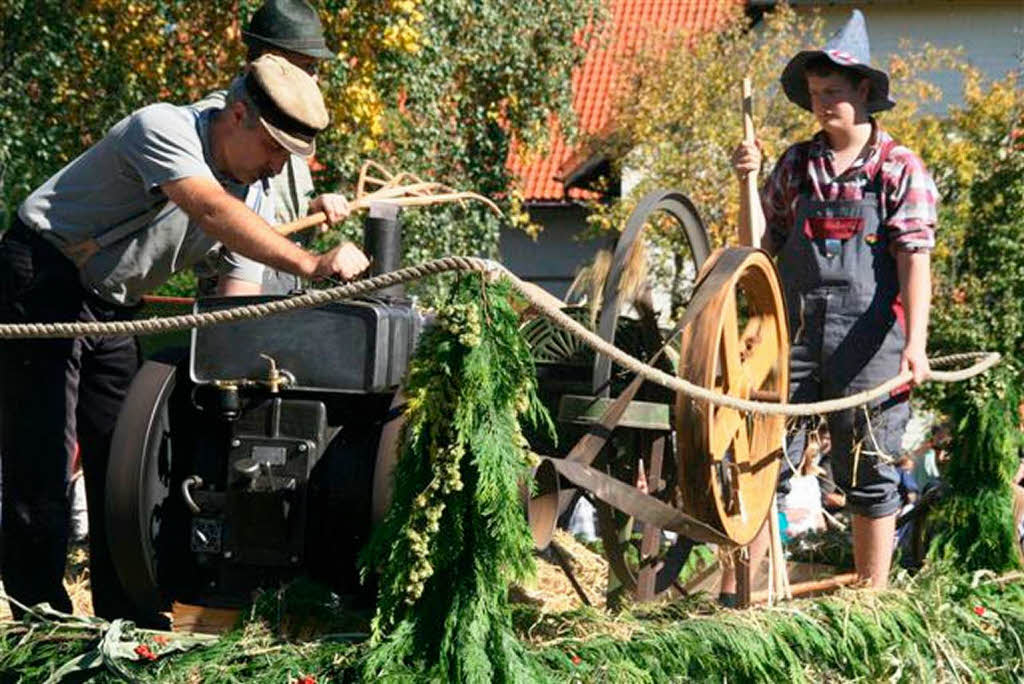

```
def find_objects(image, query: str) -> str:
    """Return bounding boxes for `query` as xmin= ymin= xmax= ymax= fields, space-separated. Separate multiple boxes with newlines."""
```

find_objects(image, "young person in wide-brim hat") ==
xmin=726 ymin=9 xmax=938 ymax=594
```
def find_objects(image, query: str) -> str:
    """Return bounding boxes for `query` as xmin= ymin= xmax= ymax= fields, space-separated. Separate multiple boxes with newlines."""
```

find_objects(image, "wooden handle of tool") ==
xmin=275 ymin=212 xmax=329 ymax=237
xmin=739 ymin=77 xmax=766 ymax=248
xmin=273 ymin=196 xmax=384 ymax=236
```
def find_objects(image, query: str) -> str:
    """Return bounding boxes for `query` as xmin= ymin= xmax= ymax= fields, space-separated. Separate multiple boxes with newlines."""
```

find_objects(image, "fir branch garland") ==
xmin=359 ymin=274 xmax=554 ymax=682
xmin=4 ymin=567 xmax=1024 ymax=681
xmin=525 ymin=567 xmax=1024 ymax=682
xmin=928 ymin=373 xmax=1023 ymax=572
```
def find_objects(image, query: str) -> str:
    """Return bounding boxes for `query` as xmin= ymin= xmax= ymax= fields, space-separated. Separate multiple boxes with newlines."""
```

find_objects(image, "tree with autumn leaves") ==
xmin=0 ymin=0 xmax=603 ymax=300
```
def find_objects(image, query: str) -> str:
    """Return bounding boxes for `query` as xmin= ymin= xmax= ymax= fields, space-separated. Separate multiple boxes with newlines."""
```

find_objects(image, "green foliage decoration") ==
xmin=358 ymin=274 xmax=554 ymax=682
xmin=923 ymin=119 xmax=1024 ymax=572
xmin=4 ymin=565 xmax=1024 ymax=681
xmin=526 ymin=566 xmax=1024 ymax=682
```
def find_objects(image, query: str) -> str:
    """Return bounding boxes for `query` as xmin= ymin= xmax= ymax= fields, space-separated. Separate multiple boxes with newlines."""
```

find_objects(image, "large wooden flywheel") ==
xmin=676 ymin=248 xmax=789 ymax=546
xmin=526 ymin=194 xmax=790 ymax=605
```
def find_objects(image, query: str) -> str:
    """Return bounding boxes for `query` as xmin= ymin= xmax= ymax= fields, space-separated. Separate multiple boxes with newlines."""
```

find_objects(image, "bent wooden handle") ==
xmin=276 ymin=212 xmax=329 ymax=237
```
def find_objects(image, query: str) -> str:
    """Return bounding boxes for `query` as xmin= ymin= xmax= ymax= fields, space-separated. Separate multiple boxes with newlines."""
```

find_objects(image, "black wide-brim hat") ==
xmin=243 ymin=0 xmax=335 ymax=61
xmin=781 ymin=10 xmax=895 ymax=114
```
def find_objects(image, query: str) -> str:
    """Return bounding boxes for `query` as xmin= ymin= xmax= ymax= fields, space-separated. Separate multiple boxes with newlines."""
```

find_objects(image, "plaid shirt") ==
xmin=762 ymin=122 xmax=938 ymax=254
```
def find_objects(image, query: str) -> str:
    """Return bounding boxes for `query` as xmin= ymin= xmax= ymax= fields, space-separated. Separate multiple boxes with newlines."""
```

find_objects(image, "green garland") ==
xmin=4 ymin=566 xmax=1024 ymax=682
xmin=525 ymin=566 xmax=1024 ymax=682
xmin=358 ymin=274 xmax=554 ymax=682
xmin=927 ymin=374 xmax=1022 ymax=572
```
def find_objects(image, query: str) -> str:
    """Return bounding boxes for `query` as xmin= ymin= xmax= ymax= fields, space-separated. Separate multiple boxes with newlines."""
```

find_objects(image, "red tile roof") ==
xmin=508 ymin=0 xmax=741 ymax=202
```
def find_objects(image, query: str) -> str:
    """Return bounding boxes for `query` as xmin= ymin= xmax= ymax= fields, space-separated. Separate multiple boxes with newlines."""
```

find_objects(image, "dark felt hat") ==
xmin=243 ymin=0 xmax=335 ymax=61
xmin=781 ymin=10 xmax=895 ymax=113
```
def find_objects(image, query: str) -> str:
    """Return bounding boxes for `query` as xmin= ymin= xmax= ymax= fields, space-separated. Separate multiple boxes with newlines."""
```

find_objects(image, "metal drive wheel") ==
xmin=593 ymin=188 xmax=712 ymax=395
xmin=594 ymin=429 xmax=697 ymax=602
xmin=676 ymin=248 xmax=789 ymax=546
xmin=592 ymin=189 xmax=711 ymax=601
xmin=106 ymin=357 xmax=192 ymax=617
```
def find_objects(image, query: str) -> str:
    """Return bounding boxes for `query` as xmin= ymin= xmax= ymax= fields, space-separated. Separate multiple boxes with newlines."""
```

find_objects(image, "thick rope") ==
xmin=0 ymin=256 xmax=999 ymax=417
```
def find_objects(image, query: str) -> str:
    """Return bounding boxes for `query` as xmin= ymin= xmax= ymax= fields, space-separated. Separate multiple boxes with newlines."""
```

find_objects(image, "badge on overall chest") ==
xmin=803 ymin=216 xmax=865 ymax=259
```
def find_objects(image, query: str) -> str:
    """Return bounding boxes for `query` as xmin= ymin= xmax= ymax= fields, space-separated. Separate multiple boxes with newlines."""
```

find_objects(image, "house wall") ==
xmin=793 ymin=1 xmax=1022 ymax=110
xmin=499 ymin=204 xmax=606 ymax=299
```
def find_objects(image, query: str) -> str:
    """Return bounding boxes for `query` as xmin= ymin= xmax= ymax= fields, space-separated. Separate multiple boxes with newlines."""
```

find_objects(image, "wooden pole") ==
xmin=739 ymin=78 xmax=766 ymax=249
xmin=751 ymin=572 xmax=859 ymax=604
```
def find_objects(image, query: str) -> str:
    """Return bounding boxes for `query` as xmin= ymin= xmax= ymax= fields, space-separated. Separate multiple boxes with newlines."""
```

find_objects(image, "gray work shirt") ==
xmin=192 ymin=86 xmax=313 ymax=295
xmin=17 ymin=103 xmax=272 ymax=305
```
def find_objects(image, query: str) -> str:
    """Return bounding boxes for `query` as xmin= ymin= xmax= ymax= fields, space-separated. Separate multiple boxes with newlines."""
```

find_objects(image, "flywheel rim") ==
xmin=676 ymin=248 xmax=789 ymax=546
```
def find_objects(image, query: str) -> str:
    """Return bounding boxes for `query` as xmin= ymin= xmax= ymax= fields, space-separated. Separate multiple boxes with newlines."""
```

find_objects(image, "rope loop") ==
xmin=0 ymin=256 xmax=999 ymax=417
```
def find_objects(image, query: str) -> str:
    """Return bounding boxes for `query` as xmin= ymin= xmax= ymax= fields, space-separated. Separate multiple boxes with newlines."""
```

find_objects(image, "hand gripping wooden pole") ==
xmin=731 ymin=79 xmax=787 ymax=605
xmin=739 ymin=78 xmax=766 ymax=249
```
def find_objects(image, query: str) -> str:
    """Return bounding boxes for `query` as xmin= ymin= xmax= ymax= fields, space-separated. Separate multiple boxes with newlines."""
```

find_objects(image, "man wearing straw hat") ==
xmin=730 ymin=10 xmax=937 ymax=590
xmin=0 ymin=54 xmax=366 ymax=622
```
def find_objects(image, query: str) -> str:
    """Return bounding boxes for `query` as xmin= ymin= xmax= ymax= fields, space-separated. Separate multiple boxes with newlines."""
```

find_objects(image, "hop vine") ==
xmin=360 ymin=275 xmax=553 ymax=682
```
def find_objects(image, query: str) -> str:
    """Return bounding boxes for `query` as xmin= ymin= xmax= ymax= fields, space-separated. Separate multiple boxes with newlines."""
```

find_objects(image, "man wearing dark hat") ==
xmin=0 ymin=54 xmax=366 ymax=622
xmin=194 ymin=0 xmax=356 ymax=296
xmin=730 ymin=10 xmax=937 ymax=589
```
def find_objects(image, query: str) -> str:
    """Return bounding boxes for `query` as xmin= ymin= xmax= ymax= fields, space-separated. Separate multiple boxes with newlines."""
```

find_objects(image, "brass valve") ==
xmin=260 ymin=354 xmax=292 ymax=393
xmin=207 ymin=356 xmax=294 ymax=393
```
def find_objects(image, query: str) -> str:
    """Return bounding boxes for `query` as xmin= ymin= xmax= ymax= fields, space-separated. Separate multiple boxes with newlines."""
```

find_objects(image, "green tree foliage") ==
xmin=314 ymin=0 xmax=603 ymax=301
xmin=0 ymin=0 xmax=254 ymax=224
xmin=924 ymin=116 xmax=1023 ymax=572
xmin=0 ymin=0 xmax=602 ymax=300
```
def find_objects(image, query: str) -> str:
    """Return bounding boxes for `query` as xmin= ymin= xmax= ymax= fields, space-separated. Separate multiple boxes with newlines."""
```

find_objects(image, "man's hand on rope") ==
xmin=901 ymin=340 xmax=931 ymax=386
xmin=316 ymin=241 xmax=369 ymax=281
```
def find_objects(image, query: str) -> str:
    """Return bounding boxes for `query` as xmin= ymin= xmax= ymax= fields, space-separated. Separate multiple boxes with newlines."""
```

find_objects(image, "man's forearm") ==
xmin=896 ymin=250 xmax=931 ymax=349
xmin=200 ymin=199 xmax=319 ymax=277
xmin=163 ymin=176 xmax=319 ymax=278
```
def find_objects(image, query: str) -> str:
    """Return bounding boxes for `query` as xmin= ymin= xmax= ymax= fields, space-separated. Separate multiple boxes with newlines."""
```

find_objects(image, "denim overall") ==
xmin=778 ymin=140 xmax=908 ymax=518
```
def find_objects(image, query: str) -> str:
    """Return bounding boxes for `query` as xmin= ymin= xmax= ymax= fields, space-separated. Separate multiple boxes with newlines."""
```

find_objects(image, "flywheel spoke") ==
xmin=718 ymin=290 xmax=743 ymax=394
xmin=742 ymin=317 xmax=779 ymax=391
xmin=711 ymin=406 xmax=743 ymax=456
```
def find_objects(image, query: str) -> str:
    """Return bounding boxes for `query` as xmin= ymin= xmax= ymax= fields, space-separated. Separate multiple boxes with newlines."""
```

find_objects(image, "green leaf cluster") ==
xmin=924 ymin=128 xmax=1024 ymax=572
xmin=5 ymin=564 xmax=1024 ymax=681
xmin=358 ymin=275 xmax=554 ymax=682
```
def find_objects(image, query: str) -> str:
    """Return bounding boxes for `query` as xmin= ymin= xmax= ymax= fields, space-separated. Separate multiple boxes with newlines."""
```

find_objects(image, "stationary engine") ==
xmin=106 ymin=206 xmax=421 ymax=617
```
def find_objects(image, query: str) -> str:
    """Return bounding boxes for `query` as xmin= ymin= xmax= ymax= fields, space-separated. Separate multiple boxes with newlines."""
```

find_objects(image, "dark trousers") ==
xmin=0 ymin=219 xmax=143 ymax=620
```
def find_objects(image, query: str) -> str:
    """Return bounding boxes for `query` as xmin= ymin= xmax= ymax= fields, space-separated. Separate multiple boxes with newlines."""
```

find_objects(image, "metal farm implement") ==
xmin=522 ymin=189 xmax=790 ymax=605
